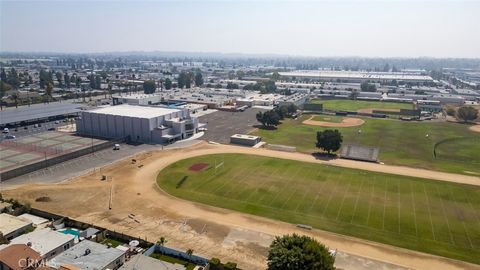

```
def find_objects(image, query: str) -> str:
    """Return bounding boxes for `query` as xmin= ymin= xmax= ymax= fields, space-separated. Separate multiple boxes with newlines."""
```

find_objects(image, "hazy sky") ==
xmin=1 ymin=0 xmax=479 ymax=58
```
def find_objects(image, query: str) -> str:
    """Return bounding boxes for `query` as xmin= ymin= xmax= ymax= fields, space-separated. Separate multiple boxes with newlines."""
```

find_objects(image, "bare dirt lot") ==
xmin=303 ymin=116 xmax=365 ymax=127
xmin=3 ymin=142 xmax=480 ymax=270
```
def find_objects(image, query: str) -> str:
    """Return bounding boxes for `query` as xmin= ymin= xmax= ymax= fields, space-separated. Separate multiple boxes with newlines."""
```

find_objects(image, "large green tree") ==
xmin=267 ymin=234 xmax=335 ymax=270
xmin=316 ymin=129 xmax=343 ymax=154
xmin=256 ymin=110 xmax=280 ymax=128
xmin=194 ymin=71 xmax=204 ymax=86
xmin=164 ymin=78 xmax=172 ymax=90
xmin=143 ymin=80 xmax=156 ymax=94
xmin=360 ymin=82 xmax=377 ymax=92
xmin=456 ymin=106 xmax=478 ymax=122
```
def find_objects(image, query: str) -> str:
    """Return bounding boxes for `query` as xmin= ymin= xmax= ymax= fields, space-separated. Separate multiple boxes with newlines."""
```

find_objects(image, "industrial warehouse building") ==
xmin=76 ymin=104 xmax=200 ymax=144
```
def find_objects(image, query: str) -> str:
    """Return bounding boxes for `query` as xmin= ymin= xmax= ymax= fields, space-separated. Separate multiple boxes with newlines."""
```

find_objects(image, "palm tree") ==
xmin=46 ymin=82 xmax=53 ymax=103
xmin=186 ymin=248 xmax=194 ymax=261
xmin=157 ymin=236 xmax=167 ymax=246
xmin=11 ymin=92 xmax=19 ymax=108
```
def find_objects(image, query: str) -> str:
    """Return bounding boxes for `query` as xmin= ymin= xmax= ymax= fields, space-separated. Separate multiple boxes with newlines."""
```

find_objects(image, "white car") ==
xmin=198 ymin=127 xmax=208 ymax=132
xmin=2 ymin=128 xmax=9 ymax=133
xmin=113 ymin=144 xmax=120 ymax=150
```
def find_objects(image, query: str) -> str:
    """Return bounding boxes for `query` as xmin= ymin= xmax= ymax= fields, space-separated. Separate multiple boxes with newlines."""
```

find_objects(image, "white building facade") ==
xmin=76 ymin=105 xmax=200 ymax=144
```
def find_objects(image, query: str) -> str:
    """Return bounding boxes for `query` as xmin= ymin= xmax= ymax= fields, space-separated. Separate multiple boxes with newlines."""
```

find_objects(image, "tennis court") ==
xmin=0 ymin=131 xmax=108 ymax=173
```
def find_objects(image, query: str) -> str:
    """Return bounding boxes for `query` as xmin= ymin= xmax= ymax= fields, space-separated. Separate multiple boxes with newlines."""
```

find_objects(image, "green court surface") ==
xmin=157 ymin=154 xmax=480 ymax=265
xmin=36 ymin=140 xmax=62 ymax=147
xmin=17 ymin=137 xmax=43 ymax=144
xmin=253 ymin=115 xmax=480 ymax=175
xmin=35 ymin=132 xmax=64 ymax=139
xmin=0 ymin=149 xmax=22 ymax=157
xmin=0 ymin=159 xmax=16 ymax=170
xmin=6 ymin=153 xmax=42 ymax=163
xmin=53 ymin=135 xmax=81 ymax=142
xmin=74 ymin=137 xmax=102 ymax=145
xmin=55 ymin=142 xmax=83 ymax=151
xmin=310 ymin=99 xmax=414 ymax=111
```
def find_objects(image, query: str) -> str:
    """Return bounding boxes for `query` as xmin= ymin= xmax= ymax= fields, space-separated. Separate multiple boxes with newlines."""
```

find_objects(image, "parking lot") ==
xmin=199 ymin=107 xmax=266 ymax=144
xmin=2 ymin=120 xmax=73 ymax=140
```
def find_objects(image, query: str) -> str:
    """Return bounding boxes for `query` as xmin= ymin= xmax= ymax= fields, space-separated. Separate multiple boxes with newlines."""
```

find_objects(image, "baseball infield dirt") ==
xmin=303 ymin=116 xmax=365 ymax=127
xmin=469 ymin=125 xmax=480 ymax=133
xmin=3 ymin=143 xmax=480 ymax=270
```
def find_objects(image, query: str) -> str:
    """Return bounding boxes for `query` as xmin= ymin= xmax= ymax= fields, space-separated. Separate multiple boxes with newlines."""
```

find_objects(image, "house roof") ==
xmin=0 ymin=244 xmax=42 ymax=270
xmin=0 ymin=213 xmax=32 ymax=237
xmin=47 ymin=240 xmax=125 ymax=270
xmin=7 ymin=228 xmax=75 ymax=257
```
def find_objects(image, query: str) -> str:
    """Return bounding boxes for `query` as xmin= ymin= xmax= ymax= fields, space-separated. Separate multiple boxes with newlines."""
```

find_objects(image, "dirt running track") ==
xmin=3 ymin=142 xmax=480 ymax=270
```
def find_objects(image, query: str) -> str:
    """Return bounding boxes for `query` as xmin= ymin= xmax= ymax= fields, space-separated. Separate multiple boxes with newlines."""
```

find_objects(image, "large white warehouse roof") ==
xmin=89 ymin=104 xmax=181 ymax=119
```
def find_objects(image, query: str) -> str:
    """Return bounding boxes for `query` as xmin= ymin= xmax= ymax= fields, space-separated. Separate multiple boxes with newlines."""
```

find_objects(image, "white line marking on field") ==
xmin=267 ymin=167 xmax=303 ymax=206
xmin=434 ymin=185 xmax=456 ymax=246
xmin=409 ymin=182 xmax=418 ymax=237
xmin=382 ymin=178 xmax=388 ymax=231
xmin=335 ymin=182 xmax=352 ymax=221
xmin=350 ymin=179 xmax=365 ymax=223
xmin=422 ymin=183 xmax=437 ymax=241
xmin=366 ymin=178 xmax=375 ymax=226
xmin=446 ymin=185 xmax=475 ymax=249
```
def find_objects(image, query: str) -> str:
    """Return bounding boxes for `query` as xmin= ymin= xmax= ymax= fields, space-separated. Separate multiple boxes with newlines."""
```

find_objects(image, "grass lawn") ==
xmin=101 ymin=238 xmax=123 ymax=248
xmin=252 ymin=115 xmax=480 ymax=175
xmin=150 ymin=252 xmax=196 ymax=270
xmin=310 ymin=99 xmax=414 ymax=112
xmin=311 ymin=115 xmax=343 ymax=122
xmin=157 ymin=154 xmax=480 ymax=265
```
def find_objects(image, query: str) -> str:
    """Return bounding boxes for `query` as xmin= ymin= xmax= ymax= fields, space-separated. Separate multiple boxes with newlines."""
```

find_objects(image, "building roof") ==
xmin=0 ymin=244 xmax=42 ymax=270
xmin=231 ymin=134 xmax=260 ymax=140
xmin=0 ymin=202 xmax=12 ymax=211
xmin=278 ymin=71 xmax=433 ymax=82
xmin=8 ymin=228 xmax=75 ymax=257
xmin=18 ymin=214 xmax=49 ymax=226
xmin=0 ymin=102 xmax=84 ymax=126
xmin=88 ymin=104 xmax=181 ymax=119
xmin=0 ymin=213 xmax=32 ymax=237
xmin=47 ymin=240 xmax=125 ymax=270
xmin=119 ymin=255 xmax=186 ymax=270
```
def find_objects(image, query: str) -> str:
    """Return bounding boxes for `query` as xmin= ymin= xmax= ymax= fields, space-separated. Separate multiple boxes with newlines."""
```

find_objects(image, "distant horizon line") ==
xmin=1 ymin=50 xmax=479 ymax=60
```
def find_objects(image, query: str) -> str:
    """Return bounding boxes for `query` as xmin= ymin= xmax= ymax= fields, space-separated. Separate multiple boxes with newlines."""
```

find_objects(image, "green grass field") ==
xmin=311 ymin=115 xmax=343 ymax=122
xmin=157 ymin=154 xmax=480 ymax=264
xmin=252 ymin=116 xmax=480 ymax=175
xmin=310 ymin=99 xmax=414 ymax=111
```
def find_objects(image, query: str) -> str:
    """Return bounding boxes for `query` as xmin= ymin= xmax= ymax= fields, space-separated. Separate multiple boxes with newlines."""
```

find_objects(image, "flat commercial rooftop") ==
xmin=89 ymin=104 xmax=181 ymax=119
xmin=0 ymin=102 xmax=84 ymax=126
xmin=279 ymin=71 xmax=433 ymax=82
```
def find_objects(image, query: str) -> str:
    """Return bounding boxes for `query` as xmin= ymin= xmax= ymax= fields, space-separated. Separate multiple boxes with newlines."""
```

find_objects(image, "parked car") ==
xmin=55 ymin=120 xmax=60 ymax=124
xmin=4 ymin=134 xmax=16 ymax=139
xmin=113 ymin=144 xmax=120 ymax=150
xmin=47 ymin=127 xmax=56 ymax=131
xmin=2 ymin=128 xmax=9 ymax=133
